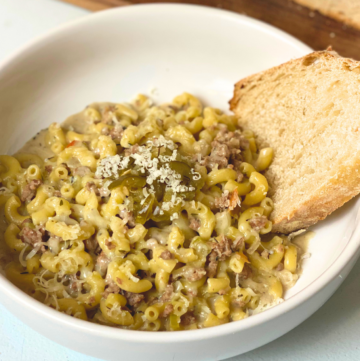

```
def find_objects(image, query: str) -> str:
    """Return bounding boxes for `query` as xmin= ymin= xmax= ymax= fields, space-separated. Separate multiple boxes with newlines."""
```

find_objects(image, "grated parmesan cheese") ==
xmin=19 ymin=245 xmax=29 ymax=267
xmin=94 ymin=134 xmax=202 ymax=212
xmin=151 ymin=135 xmax=176 ymax=150
xmin=95 ymin=154 xmax=130 ymax=179
xmin=26 ymin=245 xmax=41 ymax=260
xmin=170 ymin=213 xmax=179 ymax=221
xmin=123 ymin=260 xmax=140 ymax=283
xmin=190 ymin=168 xmax=201 ymax=180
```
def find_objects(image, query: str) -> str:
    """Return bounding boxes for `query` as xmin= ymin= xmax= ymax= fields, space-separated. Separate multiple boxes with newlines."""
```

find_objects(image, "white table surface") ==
xmin=1 ymin=0 xmax=360 ymax=360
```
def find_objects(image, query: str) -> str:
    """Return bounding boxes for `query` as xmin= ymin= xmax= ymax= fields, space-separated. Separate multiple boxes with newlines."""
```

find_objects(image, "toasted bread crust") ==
xmin=229 ymin=50 xmax=344 ymax=111
xmin=293 ymin=0 xmax=360 ymax=32
xmin=230 ymin=50 xmax=360 ymax=234
xmin=272 ymin=154 xmax=360 ymax=233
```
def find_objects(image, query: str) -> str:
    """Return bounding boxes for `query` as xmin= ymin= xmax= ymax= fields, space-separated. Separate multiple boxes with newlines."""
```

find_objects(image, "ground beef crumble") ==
xmin=159 ymin=250 xmax=174 ymax=260
xmin=231 ymin=298 xmax=246 ymax=308
xmin=214 ymin=191 xmax=230 ymax=210
xmin=20 ymin=225 xmax=46 ymax=252
xmin=238 ymin=263 xmax=252 ymax=279
xmin=200 ymin=128 xmax=248 ymax=172
xmin=85 ymin=181 xmax=100 ymax=196
xmin=189 ymin=217 xmax=201 ymax=231
xmin=95 ymin=251 xmax=111 ymax=277
xmin=120 ymin=290 xmax=145 ymax=307
xmin=21 ymin=179 xmax=42 ymax=202
xmin=66 ymin=274 xmax=82 ymax=295
xmin=249 ymin=215 xmax=268 ymax=232
xmin=110 ymin=124 xmax=124 ymax=140
xmin=181 ymin=311 xmax=196 ymax=326
xmin=53 ymin=190 xmax=62 ymax=197
xmin=206 ymin=236 xmax=233 ymax=277
xmin=45 ymin=165 xmax=53 ymax=174
xmin=209 ymin=235 xmax=232 ymax=261
xmin=101 ymin=123 xmax=124 ymax=140
xmin=206 ymin=251 xmax=218 ymax=278
xmin=215 ymin=189 xmax=241 ymax=211
xmin=159 ymin=284 xmax=174 ymax=303
xmin=160 ymin=304 xmax=174 ymax=318
xmin=105 ymin=239 xmax=116 ymax=250
xmin=119 ymin=209 xmax=136 ymax=228
xmin=103 ymin=280 xmax=120 ymax=299
xmin=183 ymin=267 xmax=207 ymax=282
xmin=103 ymin=280 xmax=145 ymax=308
xmin=231 ymin=236 xmax=244 ymax=252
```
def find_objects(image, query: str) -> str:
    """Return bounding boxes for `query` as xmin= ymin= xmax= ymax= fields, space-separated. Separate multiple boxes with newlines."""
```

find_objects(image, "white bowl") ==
xmin=0 ymin=4 xmax=359 ymax=361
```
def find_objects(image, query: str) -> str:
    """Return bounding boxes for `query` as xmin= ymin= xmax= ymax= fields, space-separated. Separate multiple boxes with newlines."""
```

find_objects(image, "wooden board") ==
xmin=61 ymin=0 xmax=360 ymax=60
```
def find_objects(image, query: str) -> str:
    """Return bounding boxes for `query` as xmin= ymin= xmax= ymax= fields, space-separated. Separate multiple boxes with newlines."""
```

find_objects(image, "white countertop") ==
xmin=1 ymin=1 xmax=360 ymax=360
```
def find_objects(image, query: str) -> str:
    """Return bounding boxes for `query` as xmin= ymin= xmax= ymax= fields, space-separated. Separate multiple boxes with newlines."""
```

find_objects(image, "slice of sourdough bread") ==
xmin=230 ymin=49 xmax=360 ymax=234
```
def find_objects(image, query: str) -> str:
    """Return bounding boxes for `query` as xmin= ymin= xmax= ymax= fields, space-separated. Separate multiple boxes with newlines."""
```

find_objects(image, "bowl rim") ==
xmin=1 ymin=2 xmax=358 ymax=344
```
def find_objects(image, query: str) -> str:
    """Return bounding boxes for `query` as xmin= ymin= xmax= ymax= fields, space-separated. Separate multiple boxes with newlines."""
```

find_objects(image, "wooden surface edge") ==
xmin=293 ymin=0 xmax=360 ymax=32
xmin=60 ymin=0 xmax=129 ymax=11
xmin=58 ymin=0 xmax=360 ymax=60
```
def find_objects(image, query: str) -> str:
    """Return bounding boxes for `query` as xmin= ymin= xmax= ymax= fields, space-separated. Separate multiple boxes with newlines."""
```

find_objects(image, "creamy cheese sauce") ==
xmin=0 ymin=95 xmax=316 ymax=330
xmin=293 ymin=230 xmax=315 ymax=250
xmin=17 ymin=129 xmax=53 ymax=160
xmin=62 ymin=102 xmax=115 ymax=134
xmin=0 ymin=109 xmax=315 ymax=278
xmin=0 ymin=103 xmax=115 ymax=271
xmin=17 ymin=102 xmax=115 ymax=156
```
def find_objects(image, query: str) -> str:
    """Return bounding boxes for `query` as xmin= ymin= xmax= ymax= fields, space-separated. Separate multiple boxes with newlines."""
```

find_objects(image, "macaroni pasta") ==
xmin=0 ymin=93 xmax=306 ymax=331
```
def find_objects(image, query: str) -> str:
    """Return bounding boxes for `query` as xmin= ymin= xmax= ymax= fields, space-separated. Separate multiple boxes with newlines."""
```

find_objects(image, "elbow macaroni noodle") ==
xmin=0 ymin=93 xmax=307 ymax=331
